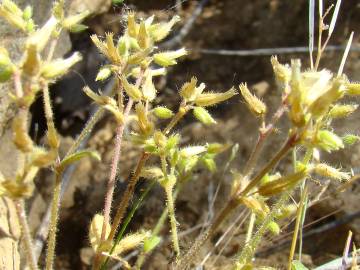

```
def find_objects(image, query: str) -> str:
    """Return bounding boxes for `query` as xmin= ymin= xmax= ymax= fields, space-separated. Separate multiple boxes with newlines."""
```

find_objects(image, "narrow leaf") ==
xmin=59 ymin=149 xmax=101 ymax=170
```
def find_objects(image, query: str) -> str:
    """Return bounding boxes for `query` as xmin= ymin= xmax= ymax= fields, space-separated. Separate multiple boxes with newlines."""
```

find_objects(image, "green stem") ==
xmin=15 ymin=199 xmax=38 ymax=270
xmin=65 ymin=108 xmax=105 ymax=157
xmin=177 ymin=133 xmax=298 ymax=269
xmin=165 ymin=183 xmax=180 ymax=259
xmin=235 ymin=193 xmax=289 ymax=269
xmin=135 ymin=185 xmax=181 ymax=269
xmin=45 ymin=169 xmax=62 ymax=270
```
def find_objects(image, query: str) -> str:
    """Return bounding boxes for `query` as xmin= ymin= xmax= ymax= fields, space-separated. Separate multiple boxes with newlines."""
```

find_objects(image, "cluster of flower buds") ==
xmin=270 ymin=57 xmax=360 ymax=153
xmin=0 ymin=0 xmax=91 ymax=200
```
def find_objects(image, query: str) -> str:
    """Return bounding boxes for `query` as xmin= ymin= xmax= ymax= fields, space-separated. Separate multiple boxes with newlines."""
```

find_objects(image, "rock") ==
xmin=69 ymin=0 xmax=112 ymax=16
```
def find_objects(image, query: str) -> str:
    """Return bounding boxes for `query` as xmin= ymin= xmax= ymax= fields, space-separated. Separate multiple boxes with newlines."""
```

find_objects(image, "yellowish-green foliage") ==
xmin=0 ymin=0 xmax=358 ymax=270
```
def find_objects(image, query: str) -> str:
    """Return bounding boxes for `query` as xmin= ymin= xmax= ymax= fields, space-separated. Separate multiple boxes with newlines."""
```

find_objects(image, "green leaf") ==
xmin=59 ymin=149 xmax=101 ymax=170
xmin=291 ymin=260 xmax=309 ymax=270
xmin=69 ymin=24 xmax=88 ymax=33
xmin=112 ymin=0 xmax=124 ymax=5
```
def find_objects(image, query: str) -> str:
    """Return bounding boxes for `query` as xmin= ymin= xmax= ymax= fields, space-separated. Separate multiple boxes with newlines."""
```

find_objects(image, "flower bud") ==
xmin=27 ymin=16 xmax=58 ymax=52
xmin=180 ymin=145 xmax=207 ymax=157
xmin=342 ymin=134 xmax=360 ymax=145
xmin=137 ymin=21 xmax=150 ymax=49
xmin=0 ymin=0 xmax=27 ymax=31
xmin=12 ymin=116 xmax=33 ymax=152
xmin=329 ymin=104 xmax=358 ymax=118
xmin=127 ymin=48 xmax=152 ymax=65
xmin=153 ymin=48 xmax=187 ymax=67
xmin=150 ymin=15 xmax=180 ymax=41
xmin=267 ymin=221 xmax=280 ymax=235
xmin=165 ymin=134 xmax=180 ymax=152
xmin=62 ymin=10 xmax=90 ymax=30
xmin=41 ymin=52 xmax=82 ymax=79
xmin=202 ymin=157 xmax=217 ymax=172
xmin=258 ymin=169 xmax=307 ymax=197
xmin=23 ymin=6 xmax=32 ymax=20
xmin=47 ymin=126 xmax=60 ymax=149
xmin=314 ymin=163 xmax=350 ymax=181
xmin=240 ymin=196 xmax=269 ymax=219
xmin=135 ymin=103 xmax=153 ymax=135
xmin=346 ymin=82 xmax=360 ymax=95
xmin=22 ymin=43 xmax=40 ymax=76
xmin=95 ymin=66 xmax=112 ymax=81
xmin=121 ymin=76 xmax=142 ymax=101
xmin=309 ymin=76 xmax=346 ymax=118
xmin=193 ymin=107 xmax=216 ymax=126
xmin=127 ymin=12 xmax=138 ymax=38
xmin=316 ymin=130 xmax=344 ymax=152
xmin=239 ymin=83 xmax=267 ymax=117
xmin=31 ymin=147 xmax=57 ymax=167
xmin=153 ymin=130 xmax=167 ymax=148
xmin=153 ymin=106 xmax=174 ymax=119
xmin=142 ymin=73 xmax=157 ymax=101
xmin=271 ymin=56 xmax=291 ymax=85
xmin=179 ymin=77 xmax=197 ymax=101
xmin=194 ymin=87 xmax=237 ymax=107
xmin=0 ymin=47 xmax=14 ymax=82
xmin=117 ymin=35 xmax=130 ymax=57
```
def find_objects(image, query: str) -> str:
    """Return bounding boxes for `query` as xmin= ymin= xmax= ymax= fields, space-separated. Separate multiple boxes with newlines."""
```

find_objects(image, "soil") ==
xmin=27 ymin=0 xmax=360 ymax=269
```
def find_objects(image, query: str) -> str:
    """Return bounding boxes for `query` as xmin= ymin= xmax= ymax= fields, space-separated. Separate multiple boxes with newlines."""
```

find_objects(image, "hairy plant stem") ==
xmin=243 ymin=99 xmax=288 ymax=177
xmin=65 ymin=108 xmax=105 ymax=157
xmin=107 ymin=151 xmax=150 ymax=241
xmin=165 ymin=182 xmax=180 ymax=259
xmin=176 ymin=133 xmax=298 ymax=269
xmin=164 ymin=105 xmax=189 ymax=134
xmin=135 ymin=185 xmax=182 ymax=269
xmin=42 ymin=80 xmax=62 ymax=270
xmin=288 ymin=185 xmax=308 ymax=270
xmin=45 ymin=169 xmax=62 ymax=270
xmin=235 ymin=193 xmax=289 ymax=269
xmin=96 ymin=151 xmax=150 ymax=269
xmin=15 ymin=199 xmax=38 ymax=270
xmin=94 ymin=73 xmax=144 ymax=268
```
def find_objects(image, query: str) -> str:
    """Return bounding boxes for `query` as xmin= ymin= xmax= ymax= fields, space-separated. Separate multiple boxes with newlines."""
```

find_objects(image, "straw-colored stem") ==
xmin=164 ymin=105 xmax=189 ymax=134
xmin=245 ymin=213 xmax=256 ymax=244
xmin=240 ymin=133 xmax=298 ymax=196
xmin=45 ymin=169 xmax=62 ymax=270
xmin=287 ymin=185 xmax=308 ymax=270
xmin=15 ymin=199 xmax=38 ymax=270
